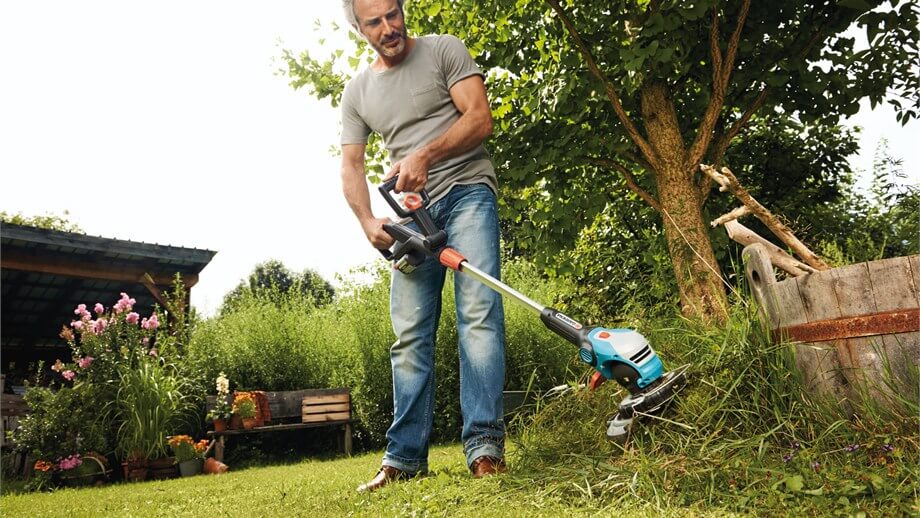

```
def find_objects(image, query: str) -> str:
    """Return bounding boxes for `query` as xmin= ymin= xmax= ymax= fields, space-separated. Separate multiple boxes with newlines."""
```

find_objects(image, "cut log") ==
xmin=725 ymin=220 xmax=815 ymax=276
xmin=711 ymin=206 xmax=751 ymax=227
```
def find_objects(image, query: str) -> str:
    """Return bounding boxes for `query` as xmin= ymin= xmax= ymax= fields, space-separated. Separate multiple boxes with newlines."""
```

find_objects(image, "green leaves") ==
xmin=838 ymin=0 xmax=873 ymax=11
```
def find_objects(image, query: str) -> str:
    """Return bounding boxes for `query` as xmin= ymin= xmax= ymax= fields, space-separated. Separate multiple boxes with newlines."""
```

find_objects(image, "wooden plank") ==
xmin=831 ymin=262 xmax=876 ymax=318
xmin=910 ymin=255 xmax=920 ymax=307
xmin=796 ymin=269 xmax=842 ymax=322
xmin=771 ymin=277 xmax=808 ymax=330
xmin=825 ymin=261 xmax=880 ymax=394
xmin=302 ymin=412 xmax=351 ymax=423
xmin=788 ymin=271 xmax=846 ymax=403
xmin=302 ymin=403 xmax=350 ymax=413
xmin=302 ymin=394 xmax=349 ymax=405
xmin=742 ymin=244 xmax=780 ymax=325
xmin=869 ymin=257 xmax=918 ymax=312
xmin=869 ymin=257 xmax=920 ymax=403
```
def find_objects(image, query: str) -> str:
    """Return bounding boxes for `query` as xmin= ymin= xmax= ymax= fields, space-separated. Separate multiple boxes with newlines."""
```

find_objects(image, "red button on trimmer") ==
xmin=598 ymin=331 xmax=610 ymax=339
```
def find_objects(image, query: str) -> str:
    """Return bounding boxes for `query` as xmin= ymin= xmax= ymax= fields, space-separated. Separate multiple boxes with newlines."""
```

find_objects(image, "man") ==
xmin=339 ymin=0 xmax=507 ymax=492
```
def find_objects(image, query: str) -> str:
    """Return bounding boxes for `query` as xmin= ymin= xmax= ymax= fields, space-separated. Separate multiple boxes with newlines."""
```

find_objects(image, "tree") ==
xmin=283 ymin=0 xmax=918 ymax=320
xmin=0 ymin=210 xmax=82 ymax=233
xmin=221 ymin=259 xmax=335 ymax=313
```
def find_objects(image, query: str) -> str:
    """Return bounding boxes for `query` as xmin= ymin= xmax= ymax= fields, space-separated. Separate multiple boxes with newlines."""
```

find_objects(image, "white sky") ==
xmin=1 ymin=2 xmax=917 ymax=317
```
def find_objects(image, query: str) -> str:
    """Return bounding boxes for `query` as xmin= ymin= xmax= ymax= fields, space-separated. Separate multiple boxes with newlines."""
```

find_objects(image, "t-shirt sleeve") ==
xmin=340 ymin=80 xmax=371 ymax=145
xmin=435 ymin=34 xmax=484 ymax=89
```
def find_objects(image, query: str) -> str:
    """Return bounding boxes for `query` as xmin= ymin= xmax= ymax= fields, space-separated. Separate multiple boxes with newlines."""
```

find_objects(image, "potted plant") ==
xmin=168 ymin=435 xmax=209 ymax=477
xmin=232 ymin=392 xmax=258 ymax=430
xmin=106 ymin=357 xmax=197 ymax=481
xmin=206 ymin=373 xmax=233 ymax=432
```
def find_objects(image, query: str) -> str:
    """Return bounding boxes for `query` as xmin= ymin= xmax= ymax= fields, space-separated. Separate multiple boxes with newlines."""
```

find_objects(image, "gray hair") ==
xmin=343 ymin=0 xmax=405 ymax=30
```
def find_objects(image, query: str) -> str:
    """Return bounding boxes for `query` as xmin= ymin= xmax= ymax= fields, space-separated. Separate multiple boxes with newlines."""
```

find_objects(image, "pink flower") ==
xmin=51 ymin=359 xmax=64 ymax=372
xmin=142 ymin=313 xmax=159 ymax=330
xmin=94 ymin=303 xmax=104 ymax=314
xmin=59 ymin=454 xmax=82 ymax=471
xmin=77 ymin=356 xmax=94 ymax=369
xmin=71 ymin=320 xmax=83 ymax=330
xmin=113 ymin=292 xmax=136 ymax=314
xmin=62 ymin=370 xmax=76 ymax=381
xmin=148 ymin=348 xmax=158 ymax=358
xmin=125 ymin=312 xmax=140 ymax=324
xmin=142 ymin=337 xmax=150 ymax=345
xmin=74 ymin=304 xmax=91 ymax=321
xmin=92 ymin=318 xmax=108 ymax=335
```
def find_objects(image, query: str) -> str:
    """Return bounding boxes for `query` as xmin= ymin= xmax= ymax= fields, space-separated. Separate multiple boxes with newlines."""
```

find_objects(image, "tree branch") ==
xmin=720 ymin=0 xmax=752 ymax=88
xmin=709 ymin=7 xmax=723 ymax=87
xmin=708 ymin=86 xmax=769 ymax=174
xmin=686 ymin=0 xmax=752 ymax=174
xmin=701 ymin=164 xmax=830 ymax=270
xmin=587 ymin=157 xmax=661 ymax=212
xmin=545 ymin=0 xmax=661 ymax=171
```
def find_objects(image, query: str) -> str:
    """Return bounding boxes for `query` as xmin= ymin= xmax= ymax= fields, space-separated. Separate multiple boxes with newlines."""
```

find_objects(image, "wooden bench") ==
xmin=206 ymin=388 xmax=353 ymax=462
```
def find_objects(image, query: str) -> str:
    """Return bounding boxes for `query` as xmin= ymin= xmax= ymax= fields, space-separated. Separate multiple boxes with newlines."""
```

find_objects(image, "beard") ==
xmin=373 ymin=30 xmax=406 ymax=58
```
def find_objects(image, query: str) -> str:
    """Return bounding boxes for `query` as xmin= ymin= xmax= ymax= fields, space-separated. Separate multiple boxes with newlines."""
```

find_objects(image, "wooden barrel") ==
xmin=743 ymin=244 xmax=919 ymax=409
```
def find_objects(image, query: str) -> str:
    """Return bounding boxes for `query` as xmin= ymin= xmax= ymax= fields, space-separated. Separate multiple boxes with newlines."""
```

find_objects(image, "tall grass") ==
xmin=508 ymin=302 xmax=919 ymax=515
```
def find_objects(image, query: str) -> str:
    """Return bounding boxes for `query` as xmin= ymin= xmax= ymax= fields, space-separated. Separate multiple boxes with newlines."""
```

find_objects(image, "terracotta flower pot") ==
xmin=213 ymin=418 xmax=227 ymax=433
xmin=230 ymin=415 xmax=243 ymax=430
xmin=203 ymin=457 xmax=229 ymax=475
xmin=242 ymin=417 xmax=258 ymax=430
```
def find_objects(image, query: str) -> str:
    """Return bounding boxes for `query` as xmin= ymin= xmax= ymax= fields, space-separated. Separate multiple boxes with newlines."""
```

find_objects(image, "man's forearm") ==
xmin=341 ymin=164 xmax=374 ymax=224
xmin=417 ymin=108 xmax=492 ymax=167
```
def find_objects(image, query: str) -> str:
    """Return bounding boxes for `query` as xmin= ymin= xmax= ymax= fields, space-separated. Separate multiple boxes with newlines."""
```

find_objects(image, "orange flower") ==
xmin=167 ymin=435 xmax=194 ymax=449
xmin=34 ymin=460 xmax=53 ymax=472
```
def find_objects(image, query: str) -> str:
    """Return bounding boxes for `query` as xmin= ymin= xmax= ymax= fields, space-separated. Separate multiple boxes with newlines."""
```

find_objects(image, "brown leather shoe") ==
xmin=470 ymin=456 xmax=507 ymax=478
xmin=356 ymin=465 xmax=412 ymax=492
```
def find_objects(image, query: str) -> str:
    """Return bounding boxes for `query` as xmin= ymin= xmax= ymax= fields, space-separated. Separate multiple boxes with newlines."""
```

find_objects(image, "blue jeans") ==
xmin=382 ymin=183 xmax=506 ymax=474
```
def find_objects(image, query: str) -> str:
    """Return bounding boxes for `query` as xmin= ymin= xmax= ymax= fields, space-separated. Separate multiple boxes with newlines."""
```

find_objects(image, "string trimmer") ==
xmin=376 ymin=177 xmax=689 ymax=443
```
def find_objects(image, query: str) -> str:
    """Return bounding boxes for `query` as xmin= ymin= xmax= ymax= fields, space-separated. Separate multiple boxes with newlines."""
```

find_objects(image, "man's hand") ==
xmin=361 ymin=216 xmax=396 ymax=250
xmin=386 ymin=149 xmax=431 ymax=193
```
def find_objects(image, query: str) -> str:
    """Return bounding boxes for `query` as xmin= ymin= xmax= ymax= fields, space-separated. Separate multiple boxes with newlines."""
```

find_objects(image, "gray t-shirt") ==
xmin=340 ymin=34 xmax=497 ymax=205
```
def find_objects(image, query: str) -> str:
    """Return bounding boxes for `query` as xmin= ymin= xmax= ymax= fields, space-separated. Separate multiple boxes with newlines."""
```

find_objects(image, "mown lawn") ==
xmin=1 ymin=444 xmax=725 ymax=517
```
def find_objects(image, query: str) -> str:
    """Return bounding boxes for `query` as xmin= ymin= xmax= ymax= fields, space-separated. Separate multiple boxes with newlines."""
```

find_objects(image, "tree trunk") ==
xmin=640 ymin=81 xmax=728 ymax=320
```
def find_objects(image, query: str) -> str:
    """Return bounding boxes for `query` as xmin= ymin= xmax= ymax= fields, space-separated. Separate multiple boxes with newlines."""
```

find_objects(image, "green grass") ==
xmin=0 ymin=444 xmax=715 ymax=517
xmin=4 ymin=301 xmax=918 ymax=516
xmin=4 ymin=429 xmax=914 ymax=517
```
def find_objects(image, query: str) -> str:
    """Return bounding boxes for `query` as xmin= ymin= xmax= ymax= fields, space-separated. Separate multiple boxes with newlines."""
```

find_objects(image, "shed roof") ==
xmin=1 ymin=222 xmax=216 ymax=360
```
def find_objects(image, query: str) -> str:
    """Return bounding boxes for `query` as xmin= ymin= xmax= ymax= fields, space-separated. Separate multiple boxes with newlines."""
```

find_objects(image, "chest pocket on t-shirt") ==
xmin=410 ymin=83 xmax=441 ymax=119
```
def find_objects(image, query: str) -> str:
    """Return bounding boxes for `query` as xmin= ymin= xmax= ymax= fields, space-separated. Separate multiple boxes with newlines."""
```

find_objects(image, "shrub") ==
xmin=11 ymin=384 xmax=108 ymax=464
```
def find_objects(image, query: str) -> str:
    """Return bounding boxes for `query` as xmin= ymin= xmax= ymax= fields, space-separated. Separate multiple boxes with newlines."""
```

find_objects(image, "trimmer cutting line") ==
xmin=376 ymin=176 xmax=689 ymax=442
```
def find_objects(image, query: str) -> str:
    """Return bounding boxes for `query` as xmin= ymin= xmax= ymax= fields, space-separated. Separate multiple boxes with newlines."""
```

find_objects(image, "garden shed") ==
xmin=0 ymin=222 xmax=216 ymax=390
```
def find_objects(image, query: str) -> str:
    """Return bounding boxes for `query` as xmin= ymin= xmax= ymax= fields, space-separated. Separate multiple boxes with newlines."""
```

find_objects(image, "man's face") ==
xmin=353 ymin=0 xmax=406 ymax=58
